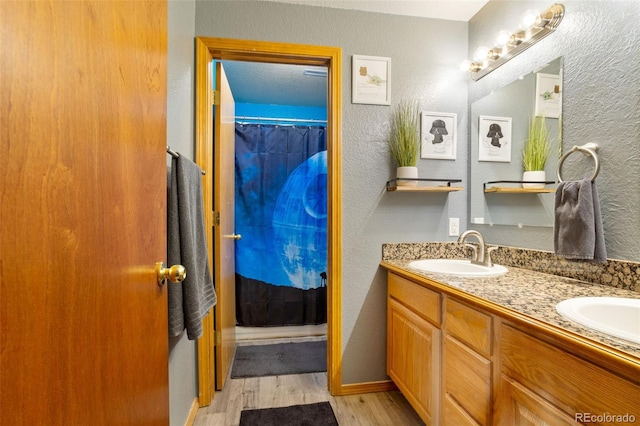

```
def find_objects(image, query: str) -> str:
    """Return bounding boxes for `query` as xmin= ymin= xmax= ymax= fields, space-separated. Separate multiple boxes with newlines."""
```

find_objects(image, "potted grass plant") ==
xmin=521 ymin=116 xmax=551 ymax=189
xmin=388 ymin=99 xmax=420 ymax=186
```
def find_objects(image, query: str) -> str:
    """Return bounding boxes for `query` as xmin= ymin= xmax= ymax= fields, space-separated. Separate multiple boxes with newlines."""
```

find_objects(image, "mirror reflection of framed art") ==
xmin=478 ymin=115 xmax=512 ymax=162
xmin=535 ymin=72 xmax=562 ymax=118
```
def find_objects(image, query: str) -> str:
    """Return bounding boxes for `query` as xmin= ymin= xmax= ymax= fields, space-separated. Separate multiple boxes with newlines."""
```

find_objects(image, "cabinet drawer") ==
xmin=501 ymin=324 xmax=640 ymax=419
xmin=445 ymin=298 xmax=492 ymax=357
xmin=388 ymin=272 xmax=440 ymax=326
xmin=444 ymin=335 xmax=491 ymax=426
xmin=443 ymin=394 xmax=481 ymax=426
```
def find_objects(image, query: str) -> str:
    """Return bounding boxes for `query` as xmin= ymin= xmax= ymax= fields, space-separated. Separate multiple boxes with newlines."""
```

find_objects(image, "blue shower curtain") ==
xmin=234 ymin=123 xmax=327 ymax=326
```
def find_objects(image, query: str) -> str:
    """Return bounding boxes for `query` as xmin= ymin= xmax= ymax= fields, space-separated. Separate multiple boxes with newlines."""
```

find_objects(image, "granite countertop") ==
xmin=381 ymin=258 xmax=640 ymax=361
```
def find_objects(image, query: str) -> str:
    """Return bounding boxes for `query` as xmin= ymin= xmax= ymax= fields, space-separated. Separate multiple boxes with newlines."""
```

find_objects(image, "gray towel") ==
xmin=168 ymin=156 xmax=217 ymax=339
xmin=554 ymin=178 xmax=606 ymax=263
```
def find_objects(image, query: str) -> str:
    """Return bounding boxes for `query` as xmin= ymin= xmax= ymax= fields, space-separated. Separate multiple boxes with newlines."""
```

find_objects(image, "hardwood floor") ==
xmin=193 ymin=372 xmax=424 ymax=426
xmin=193 ymin=338 xmax=424 ymax=426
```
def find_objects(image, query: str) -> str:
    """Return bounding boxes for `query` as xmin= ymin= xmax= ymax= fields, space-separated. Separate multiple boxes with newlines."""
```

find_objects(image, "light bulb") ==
xmin=521 ymin=9 xmax=540 ymax=29
xmin=494 ymin=30 xmax=512 ymax=48
xmin=459 ymin=60 xmax=472 ymax=72
xmin=473 ymin=46 xmax=490 ymax=62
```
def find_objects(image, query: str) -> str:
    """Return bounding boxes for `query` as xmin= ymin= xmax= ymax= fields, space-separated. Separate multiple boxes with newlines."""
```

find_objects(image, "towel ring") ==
xmin=556 ymin=143 xmax=600 ymax=183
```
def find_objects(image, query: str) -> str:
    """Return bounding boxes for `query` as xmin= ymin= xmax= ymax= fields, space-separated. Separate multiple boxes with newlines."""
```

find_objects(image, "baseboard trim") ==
xmin=336 ymin=380 xmax=397 ymax=395
xmin=184 ymin=398 xmax=199 ymax=426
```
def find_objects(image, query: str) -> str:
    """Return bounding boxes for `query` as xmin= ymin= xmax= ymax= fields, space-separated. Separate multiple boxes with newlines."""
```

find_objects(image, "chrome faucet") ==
xmin=457 ymin=230 xmax=496 ymax=267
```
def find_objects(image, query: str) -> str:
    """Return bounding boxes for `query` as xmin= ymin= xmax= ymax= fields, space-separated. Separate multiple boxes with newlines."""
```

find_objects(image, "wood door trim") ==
xmin=194 ymin=37 xmax=343 ymax=403
xmin=195 ymin=38 xmax=215 ymax=405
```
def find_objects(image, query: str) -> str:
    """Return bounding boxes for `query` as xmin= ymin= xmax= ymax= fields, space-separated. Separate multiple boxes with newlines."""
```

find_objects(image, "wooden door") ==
xmin=0 ymin=2 xmax=169 ymax=424
xmin=213 ymin=63 xmax=238 ymax=390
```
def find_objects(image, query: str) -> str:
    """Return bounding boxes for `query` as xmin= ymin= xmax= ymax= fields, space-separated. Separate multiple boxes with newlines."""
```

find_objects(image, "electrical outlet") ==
xmin=449 ymin=218 xmax=460 ymax=237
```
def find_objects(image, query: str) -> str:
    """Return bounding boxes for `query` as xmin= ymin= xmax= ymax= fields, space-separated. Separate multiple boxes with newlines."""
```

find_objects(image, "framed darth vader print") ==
xmin=420 ymin=111 xmax=457 ymax=160
xmin=478 ymin=115 xmax=512 ymax=162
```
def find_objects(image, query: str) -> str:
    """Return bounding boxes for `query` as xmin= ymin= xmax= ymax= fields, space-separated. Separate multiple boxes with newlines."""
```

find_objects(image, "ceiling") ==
xmin=222 ymin=61 xmax=328 ymax=107
xmin=224 ymin=0 xmax=488 ymax=107
xmin=256 ymin=0 xmax=489 ymax=21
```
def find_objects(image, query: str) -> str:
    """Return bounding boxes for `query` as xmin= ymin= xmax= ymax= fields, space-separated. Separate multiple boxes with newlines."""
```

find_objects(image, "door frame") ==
xmin=194 ymin=37 xmax=343 ymax=403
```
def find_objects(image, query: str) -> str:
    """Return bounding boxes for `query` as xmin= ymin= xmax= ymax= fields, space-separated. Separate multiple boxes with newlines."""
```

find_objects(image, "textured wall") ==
xmin=167 ymin=1 xmax=198 ymax=425
xmin=468 ymin=0 xmax=640 ymax=261
xmin=195 ymin=1 xmax=468 ymax=383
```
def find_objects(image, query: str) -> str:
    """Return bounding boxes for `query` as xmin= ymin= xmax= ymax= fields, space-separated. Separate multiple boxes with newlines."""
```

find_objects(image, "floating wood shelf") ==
xmin=388 ymin=186 xmax=464 ymax=193
xmin=484 ymin=187 xmax=556 ymax=194
xmin=483 ymin=180 xmax=556 ymax=194
xmin=386 ymin=178 xmax=463 ymax=192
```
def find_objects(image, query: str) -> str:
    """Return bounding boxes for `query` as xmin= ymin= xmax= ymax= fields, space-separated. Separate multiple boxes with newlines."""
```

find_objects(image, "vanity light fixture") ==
xmin=464 ymin=3 xmax=564 ymax=81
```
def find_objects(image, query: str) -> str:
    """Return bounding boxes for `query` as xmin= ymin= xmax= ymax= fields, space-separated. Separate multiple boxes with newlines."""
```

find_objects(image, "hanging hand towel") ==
xmin=554 ymin=178 xmax=606 ymax=263
xmin=168 ymin=156 xmax=217 ymax=340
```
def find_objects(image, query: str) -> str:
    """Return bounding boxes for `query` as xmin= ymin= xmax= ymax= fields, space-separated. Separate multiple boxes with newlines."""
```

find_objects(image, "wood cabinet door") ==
xmin=495 ymin=375 xmax=579 ymax=426
xmin=387 ymin=297 xmax=441 ymax=424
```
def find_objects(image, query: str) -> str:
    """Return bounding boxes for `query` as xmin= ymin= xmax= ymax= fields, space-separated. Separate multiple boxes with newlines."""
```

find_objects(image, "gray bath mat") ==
xmin=231 ymin=340 xmax=326 ymax=378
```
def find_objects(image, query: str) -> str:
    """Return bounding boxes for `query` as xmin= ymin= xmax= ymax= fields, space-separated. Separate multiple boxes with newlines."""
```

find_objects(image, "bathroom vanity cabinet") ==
xmin=385 ymin=269 xmax=640 ymax=426
xmin=387 ymin=273 xmax=441 ymax=424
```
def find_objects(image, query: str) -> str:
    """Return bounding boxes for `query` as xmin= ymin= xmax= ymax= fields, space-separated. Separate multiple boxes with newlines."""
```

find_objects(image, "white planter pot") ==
xmin=397 ymin=166 xmax=418 ymax=186
xmin=522 ymin=170 xmax=546 ymax=189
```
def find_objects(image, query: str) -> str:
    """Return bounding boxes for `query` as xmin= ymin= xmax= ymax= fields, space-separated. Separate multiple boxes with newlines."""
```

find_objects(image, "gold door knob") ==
xmin=156 ymin=262 xmax=187 ymax=286
xmin=224 ymin=234 xmax=242 ymax=240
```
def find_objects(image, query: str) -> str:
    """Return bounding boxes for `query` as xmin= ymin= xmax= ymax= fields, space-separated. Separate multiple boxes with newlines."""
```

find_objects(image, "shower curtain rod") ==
xmin=166 ymin=146 xmax=205 ymax=175
xmin=235 ymin=115 xmax=327 ymax=124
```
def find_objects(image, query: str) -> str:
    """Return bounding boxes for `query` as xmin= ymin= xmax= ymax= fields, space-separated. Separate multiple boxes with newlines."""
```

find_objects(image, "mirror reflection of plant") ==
xmin=388 ymin=99 xmax=420 ymax=167
xmin=522 ymin=116 xmax=551 ymax=172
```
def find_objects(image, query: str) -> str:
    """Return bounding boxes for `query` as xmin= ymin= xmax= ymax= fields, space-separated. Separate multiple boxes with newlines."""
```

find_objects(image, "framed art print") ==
xmin=352 ymin=55 xmax=391 ymax=105
xmin=420 ymin=111 xmax=457 ymax=160
xmin=478 ymin=115 xmax=512 ymax=162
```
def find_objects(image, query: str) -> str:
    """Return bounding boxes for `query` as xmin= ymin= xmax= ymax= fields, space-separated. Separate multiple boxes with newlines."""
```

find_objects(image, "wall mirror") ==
xmin=470 ymin=56 xmax=563 ymax=227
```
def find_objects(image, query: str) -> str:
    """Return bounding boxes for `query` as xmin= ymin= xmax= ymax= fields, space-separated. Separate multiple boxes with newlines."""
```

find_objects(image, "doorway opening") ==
xmin=195 ymin=37 xmax=343 ymax=404
xmin=223 ymin=61 xmax=329 ymax=340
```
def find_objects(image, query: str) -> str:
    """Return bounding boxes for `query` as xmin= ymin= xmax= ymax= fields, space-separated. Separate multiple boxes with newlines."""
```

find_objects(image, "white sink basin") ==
xmin=556 ymin=297 xmax=640 ymax=344
xmin=408 ymin=259 xmax=508 ymax=277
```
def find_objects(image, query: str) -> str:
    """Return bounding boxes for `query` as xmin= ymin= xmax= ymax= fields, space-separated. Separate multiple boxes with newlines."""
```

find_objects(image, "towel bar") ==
xmin=556 ymin=143 xmax=599 ymax=182
xmin=167 ymin=146 xmax=205 ymax=175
